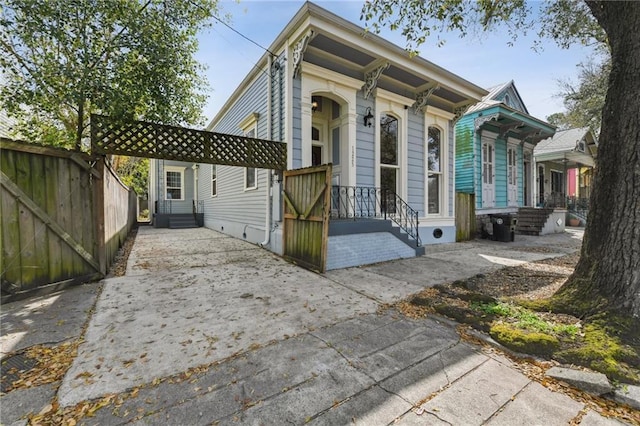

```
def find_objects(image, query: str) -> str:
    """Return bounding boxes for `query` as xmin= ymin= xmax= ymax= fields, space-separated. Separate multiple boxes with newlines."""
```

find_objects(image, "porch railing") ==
xmin=330 ymin=185 xmax=421 ymax=246
xmin=543 ymin=192 xmax=567 ymax=208
xmin=193 ymin=199 xmax=204 ymax=214
xmin=155 ymin=199 xmax=203 ymax=215
xmin=567 ymin=196 xmax=589 ymax=220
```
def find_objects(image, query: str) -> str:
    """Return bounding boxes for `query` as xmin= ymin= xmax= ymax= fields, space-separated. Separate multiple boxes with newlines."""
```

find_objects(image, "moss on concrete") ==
xmin=556 ymin=322 xmax=640 ymax=384
xmin=489 ymin=323 xmax=559 ymax=356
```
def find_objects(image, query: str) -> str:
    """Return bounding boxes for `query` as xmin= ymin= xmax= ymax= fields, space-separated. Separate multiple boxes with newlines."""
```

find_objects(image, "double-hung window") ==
xmin=427 ymin=127 xmax=442 ymax=214
xmin=380 ymin=113 xmax=399 ymax=195
xmin=165 ymin=166 xmax=185 ymax=200
xmin=211 ymin=164 xmax=217 ymax=196
xmin=243 ymin=127 xmax=258 ymax=190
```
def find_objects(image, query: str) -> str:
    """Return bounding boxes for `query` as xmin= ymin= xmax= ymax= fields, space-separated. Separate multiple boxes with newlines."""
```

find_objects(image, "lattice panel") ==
xmin=91 ymin=115 xmax=287 ymax=170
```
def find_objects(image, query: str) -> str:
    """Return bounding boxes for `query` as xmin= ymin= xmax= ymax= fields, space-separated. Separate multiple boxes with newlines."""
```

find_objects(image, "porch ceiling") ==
xmin=535 ymin=151 xmax=595 ymax=168
xmin=306 ymin=33 xmax=473 ymax=108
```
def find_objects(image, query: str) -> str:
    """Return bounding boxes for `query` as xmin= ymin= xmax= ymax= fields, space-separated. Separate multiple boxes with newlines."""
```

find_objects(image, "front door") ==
xmin=507 ymin=146 xmax=518 ymax=206
xmin=523 ymin=160 xmax=530 ymax=206
xmin=311 ymin=125 xmax=325 ymax=166
xmin=482 ymin=139 xmax=495 ymax=208
xmin=538 ymin=165 xmax=545 ymax=205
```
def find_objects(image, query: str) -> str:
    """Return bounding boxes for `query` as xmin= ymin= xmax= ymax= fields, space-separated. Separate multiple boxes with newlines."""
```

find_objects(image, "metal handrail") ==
xmin=543 ymin=192 xmax=567 ymax=208
xmin=192 ymin=199 xmax=204 ymax=214
xmin=383 ymin=189 xmax=421 ymax=246
xmin=330 ymin=185 xmax=421 ymax=246
xmin=567 ymin=196 xmax=589 ymax=220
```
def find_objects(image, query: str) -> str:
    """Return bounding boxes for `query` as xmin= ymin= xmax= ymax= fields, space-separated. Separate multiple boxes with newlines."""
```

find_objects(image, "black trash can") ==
xmin=490 ymin=214 xmax=515 ymax=242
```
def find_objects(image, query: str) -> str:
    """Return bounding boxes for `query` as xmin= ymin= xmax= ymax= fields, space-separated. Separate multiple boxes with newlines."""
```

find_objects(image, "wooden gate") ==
xmin=1 ymin=139 xmax=137 ymax=299
xmin=282 ymin=165 xmax=331 ymax=273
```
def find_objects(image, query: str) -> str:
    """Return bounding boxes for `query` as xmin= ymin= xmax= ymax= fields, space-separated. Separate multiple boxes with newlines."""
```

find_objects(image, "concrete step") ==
xmin=169 ymin=217 xmax=199 ymax=229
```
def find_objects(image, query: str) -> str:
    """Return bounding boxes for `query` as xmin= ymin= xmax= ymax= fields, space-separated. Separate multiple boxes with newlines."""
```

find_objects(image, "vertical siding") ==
xmin=356 ymin=91 xmax=375 ymax=187
xmin=202 ymin=72 xmax=270 ymax=229
xmin=292 ymin=77 xmax=302 ymax=168
xmin=454 ymin=114 xmax=476 ymax=194
xmin=406 ymin=111 xmax=424 ymax=213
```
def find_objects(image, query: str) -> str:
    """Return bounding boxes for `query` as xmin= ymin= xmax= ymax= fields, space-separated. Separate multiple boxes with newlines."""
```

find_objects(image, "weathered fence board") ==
xmin=282 ymin=165 xmax=331 ymax=273
xmin=1 ymin=138 xmax=137 ymax=300
xmin=455 ymin=192 xmax=476 ymax=242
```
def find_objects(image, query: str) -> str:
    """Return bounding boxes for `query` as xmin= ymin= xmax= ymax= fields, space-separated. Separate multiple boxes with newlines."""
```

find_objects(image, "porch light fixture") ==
xmin=363 ymin=107 xmax=374 ymax=127
xmin=311 ymin=100 xmax=318 ymax=112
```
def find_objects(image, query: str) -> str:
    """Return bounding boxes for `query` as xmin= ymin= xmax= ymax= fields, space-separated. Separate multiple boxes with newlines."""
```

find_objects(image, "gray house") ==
xmin=534 ymin=127 xmax=598 ymax=226
xmin=150 ymin=2 xmax=486 ymax=269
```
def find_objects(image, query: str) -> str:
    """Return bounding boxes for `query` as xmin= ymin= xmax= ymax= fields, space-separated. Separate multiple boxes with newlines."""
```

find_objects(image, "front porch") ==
xmin=324 ymin=185 xmax=426 ymax=270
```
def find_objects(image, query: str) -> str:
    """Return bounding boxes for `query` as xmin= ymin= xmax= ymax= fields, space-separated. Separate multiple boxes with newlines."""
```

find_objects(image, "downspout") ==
xmin=260 ymin=55 xmax=274 ymax=247
xmin=192 ymin=164 xmax=199 ymax=214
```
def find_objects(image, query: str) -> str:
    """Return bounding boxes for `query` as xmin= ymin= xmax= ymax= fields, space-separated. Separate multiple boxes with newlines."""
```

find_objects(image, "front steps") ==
xmin=168 ymin=215 xmax=200 ymax=229
xmin=516 ymin=207 xmax=554 ymax=236
xmin=329 ymin=218 xmax=424 ymax=256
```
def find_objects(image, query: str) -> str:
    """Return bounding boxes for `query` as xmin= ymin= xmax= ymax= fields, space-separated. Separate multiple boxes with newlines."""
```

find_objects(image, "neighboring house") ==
xmin=534 ymin=127 xmax=598 ymax=225
xmin=0 ymin=110 xmax=19 ymax=139
xmin=455 ymin=81 xmax=557 ymax=235
xmin=150 ymin=1 xmax=487 ymax=269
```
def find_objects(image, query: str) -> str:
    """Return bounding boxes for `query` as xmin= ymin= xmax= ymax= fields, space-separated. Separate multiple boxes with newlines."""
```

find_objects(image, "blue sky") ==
xmin=196 ymin=0 xmax=596 ymax=123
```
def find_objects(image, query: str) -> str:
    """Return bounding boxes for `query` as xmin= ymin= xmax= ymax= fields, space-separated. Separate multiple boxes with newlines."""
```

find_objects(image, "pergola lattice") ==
xmin=91 ymin=115 xmax=287 ymax=170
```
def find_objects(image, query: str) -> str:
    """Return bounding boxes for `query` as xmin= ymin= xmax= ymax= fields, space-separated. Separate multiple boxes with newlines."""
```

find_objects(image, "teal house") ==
xmin=455 ymin=81 xmax=555 ymax=230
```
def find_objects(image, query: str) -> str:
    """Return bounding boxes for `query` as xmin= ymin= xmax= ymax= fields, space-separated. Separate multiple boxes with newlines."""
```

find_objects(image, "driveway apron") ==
xmin=58 ymin=227 xmax=384 ymax=406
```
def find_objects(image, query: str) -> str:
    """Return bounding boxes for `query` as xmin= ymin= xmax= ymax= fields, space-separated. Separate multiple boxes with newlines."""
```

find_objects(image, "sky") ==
xmin=195 ymin=0 xmax=597 ymax=124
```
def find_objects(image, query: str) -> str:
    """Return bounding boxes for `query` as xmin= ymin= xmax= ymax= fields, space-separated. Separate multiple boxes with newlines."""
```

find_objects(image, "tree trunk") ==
xmin=560 ymin=2 xmax=640 ymax=317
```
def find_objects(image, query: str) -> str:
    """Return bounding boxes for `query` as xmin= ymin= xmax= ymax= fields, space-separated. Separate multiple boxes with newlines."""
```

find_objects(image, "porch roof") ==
xmin=534 ymin=127 xmax=597 ymax=168
xmin=472 ymin=104 xmax=556 ymax=145
xmin=209 ymin=2 xmax=488 ymax=128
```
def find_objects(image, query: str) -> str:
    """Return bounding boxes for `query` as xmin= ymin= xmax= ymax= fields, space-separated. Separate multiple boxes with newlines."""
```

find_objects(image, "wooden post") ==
xmin=94 ymin=156 xmax=107 ymax=275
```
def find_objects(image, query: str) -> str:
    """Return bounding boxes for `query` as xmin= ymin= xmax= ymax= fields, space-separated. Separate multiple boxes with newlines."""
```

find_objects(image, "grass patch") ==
xmin=471 ymin=301 xmax=580 ymax=337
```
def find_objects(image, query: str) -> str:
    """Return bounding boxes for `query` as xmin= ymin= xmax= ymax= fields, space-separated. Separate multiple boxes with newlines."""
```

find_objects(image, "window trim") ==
xmin=240 ymin=113 xmax=259 ymax=191
xmin=244 ymin=167 xmax=258 ymax=191
xmin=379 ymin=112 xmax=401 ymax=198
xmin=165 ymin=166 xmax=186 ymax=201
xmin=427 ymin=125 xmax=443 ymax=215
xmin=211 ymin=164 xmax=217 ymax=197
xmin=424 ymin=108 xmax=453 ymax=217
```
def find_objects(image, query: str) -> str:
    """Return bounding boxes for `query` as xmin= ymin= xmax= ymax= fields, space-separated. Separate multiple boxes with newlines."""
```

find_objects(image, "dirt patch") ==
xmin=396 ymin=252 xmax=640 ymax=384
xmin=107 ymin=227 xmax=138 ymax=278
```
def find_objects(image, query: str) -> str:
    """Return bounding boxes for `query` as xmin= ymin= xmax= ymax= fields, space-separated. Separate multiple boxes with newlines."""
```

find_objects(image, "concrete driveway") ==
xmin=43 ymin=226 xmax=626 ymax=424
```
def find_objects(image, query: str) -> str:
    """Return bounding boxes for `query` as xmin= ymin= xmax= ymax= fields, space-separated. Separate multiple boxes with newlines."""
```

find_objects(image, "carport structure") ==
xmin=91 ymin=114 xmax=333 ymax=272
xmin=91 ymin=114 xmax=287 ymax=170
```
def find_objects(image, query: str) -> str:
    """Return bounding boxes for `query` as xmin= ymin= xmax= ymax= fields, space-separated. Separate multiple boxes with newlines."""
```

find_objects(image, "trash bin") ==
xmin=490 ymin=214 xmax=516 ymax=242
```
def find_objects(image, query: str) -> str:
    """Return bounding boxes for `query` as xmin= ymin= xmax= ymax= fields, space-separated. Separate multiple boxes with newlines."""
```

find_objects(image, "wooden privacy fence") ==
xmin=1 ymin=138 xmax=137 ymax=300
xmin=282 ymin=165 xmax=331 ymax=273
xmin=455 ymin=192 xmax=476 ymax=242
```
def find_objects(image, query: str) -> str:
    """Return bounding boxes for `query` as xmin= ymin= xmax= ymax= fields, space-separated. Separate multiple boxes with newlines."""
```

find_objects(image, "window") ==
xmin=427 ymin=127 xmax=442 ymax=214
xmin=380 ymin=113 xmax=399 ymax=212
xmin=551 ymin=170 xmax=564 ymax=193
xmin=507 ymin=147 xmax=517 ymax=186
xmin=243 ymin=126 xmax=258 ymax=190
xmin=211 ymin=164 xmax=217 ymax=196
xmin=245 ymin=167 xmax=257 ymax=190
xmin=332 ymin=127 xmax=340 ymax=165
xmin=165 ymin=166 xmax=184 ymax=200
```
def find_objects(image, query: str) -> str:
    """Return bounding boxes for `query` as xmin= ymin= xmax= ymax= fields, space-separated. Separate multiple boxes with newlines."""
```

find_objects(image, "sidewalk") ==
xmin=1 ymin=226 xmax=632 ymax=425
